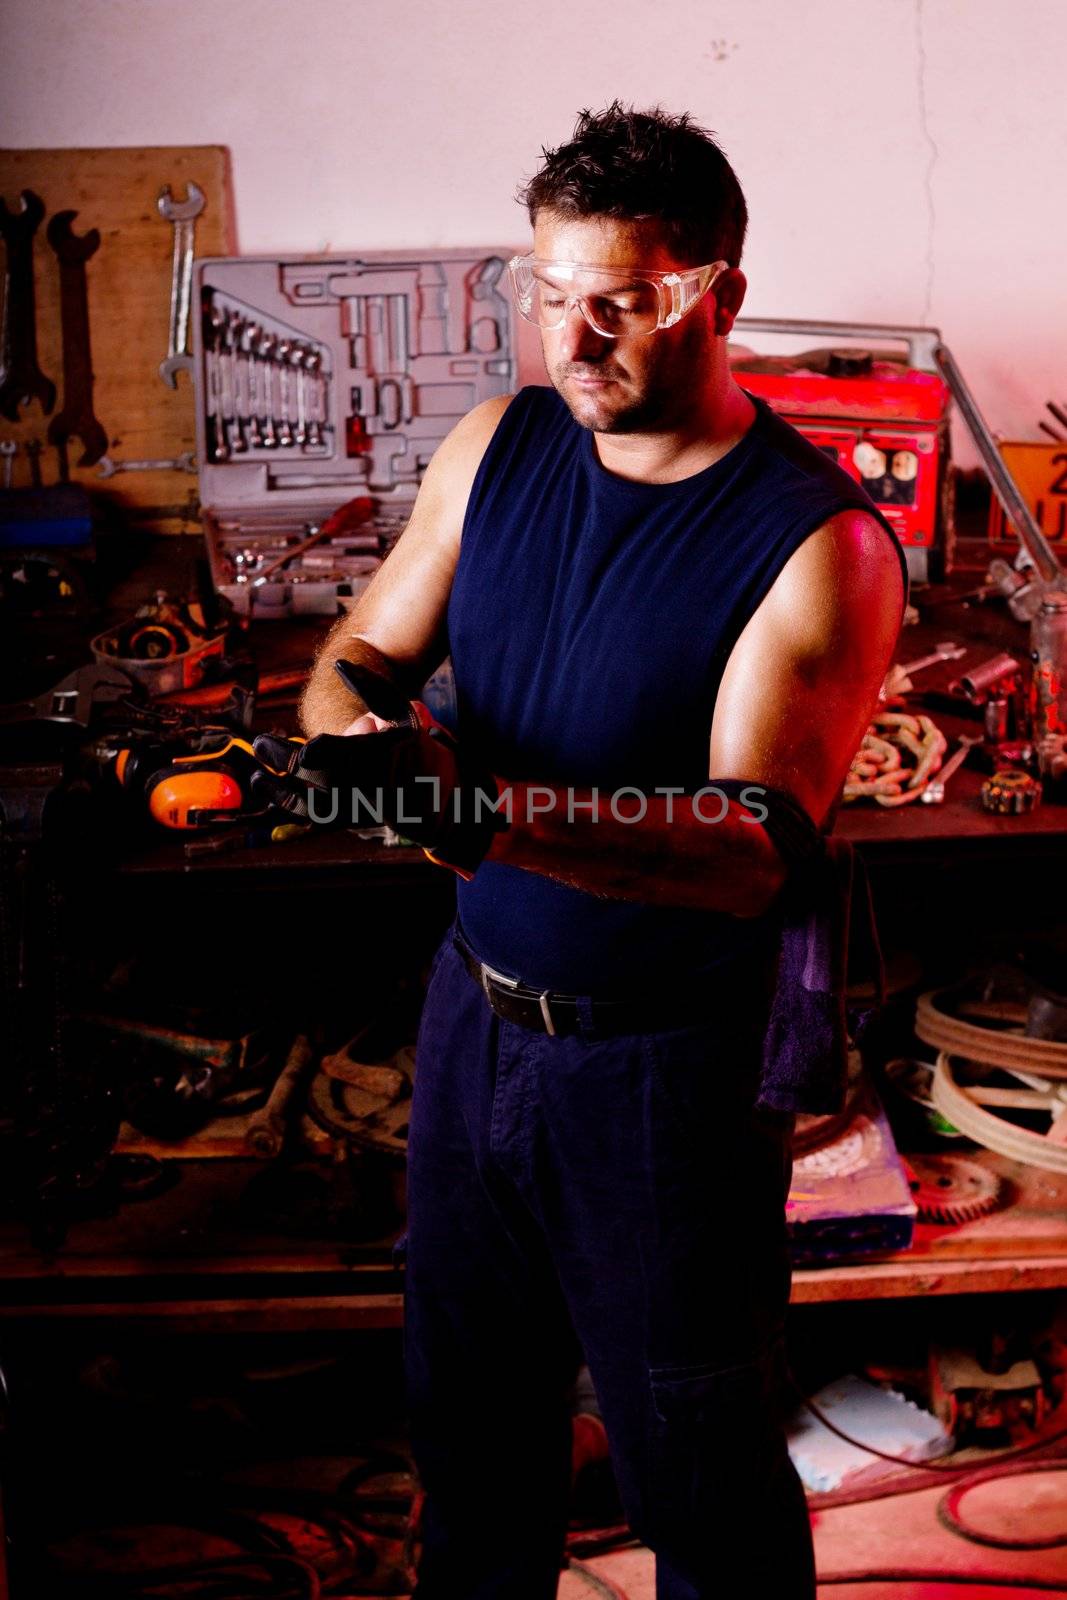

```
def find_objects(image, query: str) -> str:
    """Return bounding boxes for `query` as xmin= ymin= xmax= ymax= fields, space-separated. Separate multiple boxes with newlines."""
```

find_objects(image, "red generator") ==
xmin=731 ymin=320 xmax=953 ymax=584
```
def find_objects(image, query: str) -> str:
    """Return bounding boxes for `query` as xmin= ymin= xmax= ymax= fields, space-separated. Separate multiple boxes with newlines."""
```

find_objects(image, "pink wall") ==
xmin=2 ymin=0 xmax=1064 ymax=460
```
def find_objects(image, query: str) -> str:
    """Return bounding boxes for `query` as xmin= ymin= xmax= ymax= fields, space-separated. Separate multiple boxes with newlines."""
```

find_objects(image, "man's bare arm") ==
xmin=488 ymin=785 xmax=787 ymax=915
xmin=299 ymin=395 xmax=512 ymax=735
xmin=707 ymin=509 xmax=906 ymax=828
xmin=486 ymin=512 xmax=905 ymax=914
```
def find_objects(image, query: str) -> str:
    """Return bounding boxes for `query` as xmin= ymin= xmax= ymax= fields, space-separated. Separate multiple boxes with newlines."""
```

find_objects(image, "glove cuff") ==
xmin=417 ymin=765 xmax=509 ymax=876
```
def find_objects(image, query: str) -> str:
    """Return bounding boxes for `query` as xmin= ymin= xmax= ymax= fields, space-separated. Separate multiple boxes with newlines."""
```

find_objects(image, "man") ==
xmin=257 ymin=104 xmax=907 ymax=1598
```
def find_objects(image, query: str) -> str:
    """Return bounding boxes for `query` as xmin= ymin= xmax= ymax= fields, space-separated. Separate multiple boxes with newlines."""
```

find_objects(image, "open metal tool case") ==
xmin=191 ymin=250 xmax=516 ymax=617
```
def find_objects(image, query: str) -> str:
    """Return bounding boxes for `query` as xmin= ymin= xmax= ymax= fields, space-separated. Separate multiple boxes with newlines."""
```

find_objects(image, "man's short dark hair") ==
xmin=517 ymin=101 xmax=748 ymax=268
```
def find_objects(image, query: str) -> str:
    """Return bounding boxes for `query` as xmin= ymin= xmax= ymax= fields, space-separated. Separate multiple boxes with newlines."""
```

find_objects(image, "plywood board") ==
xmin=0 ymin=145 xmax=235 ymax=530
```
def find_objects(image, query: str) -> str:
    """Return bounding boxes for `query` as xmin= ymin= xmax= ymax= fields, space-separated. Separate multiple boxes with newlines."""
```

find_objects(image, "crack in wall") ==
xmin=915 ymin=0 xmax=939 ymax=326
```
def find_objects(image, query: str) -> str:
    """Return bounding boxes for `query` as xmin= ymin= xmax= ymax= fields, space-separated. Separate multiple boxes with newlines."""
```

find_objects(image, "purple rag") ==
xmin=756 ymin=834 xmax=885 ymax=1115
xmin=711 ymin=780 xmax=886 ymax=1116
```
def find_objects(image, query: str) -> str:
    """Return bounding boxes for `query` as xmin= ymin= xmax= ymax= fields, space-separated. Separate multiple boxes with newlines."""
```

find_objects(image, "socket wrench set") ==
xmin=191 ymin=250 xmax=516 ymax=617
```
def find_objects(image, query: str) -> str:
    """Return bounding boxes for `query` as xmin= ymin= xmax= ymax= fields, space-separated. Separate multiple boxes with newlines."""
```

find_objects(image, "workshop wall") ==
xmin=1 ymin=0 xmax=1063 ymax=461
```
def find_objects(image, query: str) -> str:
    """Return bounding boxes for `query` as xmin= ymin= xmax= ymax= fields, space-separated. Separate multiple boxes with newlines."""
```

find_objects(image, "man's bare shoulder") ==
xmin=761 ymin=508 xmax=906 ymax=661
xmin=403 ymin=393 xmax=513 ymax=548
xmin=710 ymin=510 xmax=907 ymax=825
xmin=465 ymin=392 xmax=515 ymax=435
xmin=434 ymin=394 xmax=514 ymax=475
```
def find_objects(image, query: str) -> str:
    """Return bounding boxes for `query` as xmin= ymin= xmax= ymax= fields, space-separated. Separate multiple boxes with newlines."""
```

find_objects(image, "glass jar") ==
xmin=1030 ymin=590 xmax=1067 ymax=775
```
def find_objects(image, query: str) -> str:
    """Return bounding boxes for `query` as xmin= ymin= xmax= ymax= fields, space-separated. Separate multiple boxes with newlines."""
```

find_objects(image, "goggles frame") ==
xmin=507 ymin=253 xmax=729 ymax=338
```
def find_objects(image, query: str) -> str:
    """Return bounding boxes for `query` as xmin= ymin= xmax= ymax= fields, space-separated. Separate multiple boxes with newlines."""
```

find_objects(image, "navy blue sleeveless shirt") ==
xmin=447 ymin=384 xmax=908 ymax=993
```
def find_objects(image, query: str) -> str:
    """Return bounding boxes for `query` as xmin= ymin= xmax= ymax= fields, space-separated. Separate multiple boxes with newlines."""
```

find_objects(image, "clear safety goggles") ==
xmin=507 ymin=254 xmax=728 ymax=338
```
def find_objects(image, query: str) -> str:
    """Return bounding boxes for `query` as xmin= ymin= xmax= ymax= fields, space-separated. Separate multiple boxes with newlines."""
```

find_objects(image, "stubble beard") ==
xmin=548 ymin=322 xmax=704 ymax=436
xmin=549 ymin=362 xmax=673 ymax=435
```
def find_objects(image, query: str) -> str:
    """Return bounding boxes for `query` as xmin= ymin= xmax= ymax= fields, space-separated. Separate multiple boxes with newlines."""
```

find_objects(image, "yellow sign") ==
xmin=988 ymin=441 xmax=1067 ymax=545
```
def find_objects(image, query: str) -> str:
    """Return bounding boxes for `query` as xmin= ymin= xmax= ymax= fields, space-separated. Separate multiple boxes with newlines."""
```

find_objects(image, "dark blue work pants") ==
xmin=400 ymin=922 xmax=815 ymax=1599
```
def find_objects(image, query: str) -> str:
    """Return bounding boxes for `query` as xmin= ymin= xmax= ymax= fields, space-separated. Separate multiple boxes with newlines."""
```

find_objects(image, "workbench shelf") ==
xmin=4 ymin=562 xmax=1067 ymax=1333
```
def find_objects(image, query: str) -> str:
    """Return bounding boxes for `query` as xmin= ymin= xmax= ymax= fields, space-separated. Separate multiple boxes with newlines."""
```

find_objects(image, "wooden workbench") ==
xmin=3 ymin=546 xmax=1067 ymax=1330
xmin=0 ymin=1141 xmax=1064 ymax=1330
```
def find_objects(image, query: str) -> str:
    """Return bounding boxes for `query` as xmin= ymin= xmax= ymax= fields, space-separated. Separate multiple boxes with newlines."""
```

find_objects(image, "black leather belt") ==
xmin=451 ymin=925 xmax=734 ymax=1039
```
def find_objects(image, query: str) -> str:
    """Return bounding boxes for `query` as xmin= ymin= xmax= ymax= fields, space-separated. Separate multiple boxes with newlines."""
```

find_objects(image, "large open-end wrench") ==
xmin=0 ymin=190 xmax=57 ymax=421
xmin=46 ymin=210 xmax=108 ymax=467
xmin=0 ymin=662 xmax=134 ymax=727
xmin=158 ymin=181 xmax=206 ymax=387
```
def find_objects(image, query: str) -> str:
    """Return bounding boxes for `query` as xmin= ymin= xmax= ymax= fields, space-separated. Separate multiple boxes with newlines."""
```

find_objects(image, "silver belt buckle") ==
xmin=478 ymin=958 xmax=557 ymax=1037
xmin=538 ymin=990 xmax=557 ymax=1037
xmin=478 ymin=957 xmax=519 ymax=1002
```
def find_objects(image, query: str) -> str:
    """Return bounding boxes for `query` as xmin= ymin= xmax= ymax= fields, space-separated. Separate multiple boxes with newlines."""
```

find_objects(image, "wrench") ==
xmin=204 ymin=305 xmax=229 ymax=462
xmin=275 ymin=339 xmax=294 ymax=446
xmin=291 ymin=343 xmax=308 ymax=446
xmin=0 ymin=662 xmax=133 ymax=727
xmin=0 ymin=190 xmax=57 ymax=421
xmin=96 ymin=451 xmax=195 ymax=478
xmin=303 ymin=349 xmax=324 ymax=449
xmin=243 ymin=321 xmax=263 ymax=448
xmin=157 ymin=181 xmax=206 ymax=388
xmin=46 ymin=210 xmax=109 ymax=467
xmin=225 ymin=310 xmax=248 ymax=453
xmin=0 ymin=439 xmax=15 ymax=489
xmin=921 ymin=733 xmax=983 ymax=804
xmin=896 ymin=641 xmax=967 ymax=676
xmin=24 ymin=437 xmax=42 ymax=488
xmin=258 ymin=330 xmax=279 ymax=449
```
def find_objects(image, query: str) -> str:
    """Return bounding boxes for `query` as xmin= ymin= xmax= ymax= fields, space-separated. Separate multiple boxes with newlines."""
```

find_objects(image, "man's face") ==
xmin=532 ymin=210 xmax=723 ymax=434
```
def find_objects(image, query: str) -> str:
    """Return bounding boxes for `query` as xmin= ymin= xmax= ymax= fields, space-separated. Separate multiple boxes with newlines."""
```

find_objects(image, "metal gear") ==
xmin=905 ymin=1153 xmax=1003 ymax=1224
xmin=980 ymin=768 xmax=1042 ymax=814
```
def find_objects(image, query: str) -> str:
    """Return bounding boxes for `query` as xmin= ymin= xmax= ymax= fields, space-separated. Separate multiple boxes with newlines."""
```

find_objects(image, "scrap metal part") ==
xmin=904 ymin=1153 xmax=1002 ymax=1224
xmin=307 ymin=1044 xmax=415 ymax=1158
xmin=916 ymin=985 xmax=1067 ymax=1082
xmin=980 ymin=767 xmax=1043 ymax=815
xmin=931 ymin=1053 xmax=1067 ymax=1175
xmin=844 ymin=710 xmax=948 ymax=806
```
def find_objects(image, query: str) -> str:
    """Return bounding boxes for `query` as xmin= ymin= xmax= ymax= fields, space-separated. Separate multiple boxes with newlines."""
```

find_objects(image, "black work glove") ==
xmin=251 ymin=659 xmax=508 ymax=878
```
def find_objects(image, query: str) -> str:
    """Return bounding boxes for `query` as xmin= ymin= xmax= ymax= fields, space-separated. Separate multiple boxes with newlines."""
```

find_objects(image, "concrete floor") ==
xmin=556 ymin=1469 xmax=1067 ymax=1598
